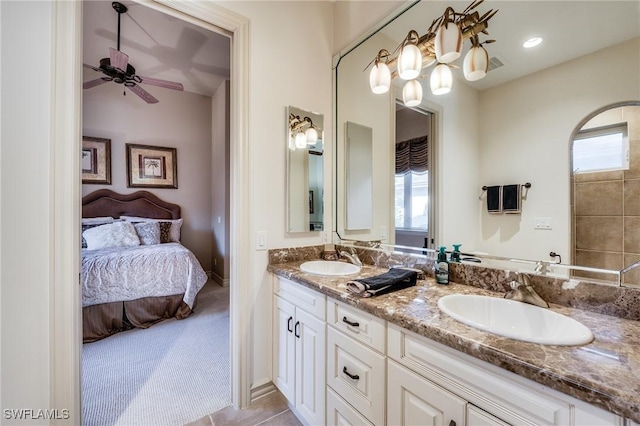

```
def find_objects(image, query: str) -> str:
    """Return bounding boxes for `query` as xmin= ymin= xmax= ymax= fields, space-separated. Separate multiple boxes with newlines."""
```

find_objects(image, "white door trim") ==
xmin=51 ymin=1 xmax=251 ymax=422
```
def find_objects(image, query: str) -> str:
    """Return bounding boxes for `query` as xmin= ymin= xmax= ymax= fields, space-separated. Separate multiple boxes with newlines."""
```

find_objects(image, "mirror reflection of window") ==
xmin=573 ymin=124 xmax=628 ymax=174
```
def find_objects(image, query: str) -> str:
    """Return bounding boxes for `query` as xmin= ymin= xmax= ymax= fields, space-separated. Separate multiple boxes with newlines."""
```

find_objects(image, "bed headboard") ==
xmin=82 ymin=189 xmax=181 ymax=220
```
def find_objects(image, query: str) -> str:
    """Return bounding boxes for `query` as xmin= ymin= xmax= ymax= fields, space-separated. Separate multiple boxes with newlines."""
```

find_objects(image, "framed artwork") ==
xmin=309 ymin=190 xmax=314 ymax=214
xmin=82 ymin=136 xmax=112 ymax=185
xmin=126 ymin=144 xmax=178 ymax=189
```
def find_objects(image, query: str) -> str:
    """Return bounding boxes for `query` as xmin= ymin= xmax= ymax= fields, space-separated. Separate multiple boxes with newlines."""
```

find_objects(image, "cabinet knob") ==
xmin=342 ymin=316 xmax=360 ymax=327
xmin=448 ymin=421 xmax=456 ymax=426
xmin=342 ymin=366 xmax=360 ymax=380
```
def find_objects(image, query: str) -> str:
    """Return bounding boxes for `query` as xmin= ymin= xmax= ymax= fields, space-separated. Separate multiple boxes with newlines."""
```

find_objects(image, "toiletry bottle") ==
xmin=451 ymin=244 xmax=461 ymax=263
xmin=435 ymin=246 xmax=449 ymax=284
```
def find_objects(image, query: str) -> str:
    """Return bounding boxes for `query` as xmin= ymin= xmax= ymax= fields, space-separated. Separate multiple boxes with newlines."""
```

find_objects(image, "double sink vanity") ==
xmin=268 ymin=246 xmax=640 ymax=426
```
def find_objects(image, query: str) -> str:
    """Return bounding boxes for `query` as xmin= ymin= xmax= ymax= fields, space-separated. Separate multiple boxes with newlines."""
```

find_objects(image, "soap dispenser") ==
xmin=450 ymin=244 xmax=462 ymax=263
xmin=435 ymin=246 xmax=449 ymax=285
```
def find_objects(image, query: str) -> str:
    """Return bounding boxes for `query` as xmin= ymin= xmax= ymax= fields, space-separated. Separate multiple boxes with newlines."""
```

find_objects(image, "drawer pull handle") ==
xmin=342 ymin=316 xmax=360 ymax=327
xmin=449 ymin=421 xmax=456 ymax=426
xmin=287 ymin=316 xmax=293 ymax=333
xmin=342 ymin=366 xmax=359 ymax=380
xmin=294 ymin=321 xmax=300 ymax=338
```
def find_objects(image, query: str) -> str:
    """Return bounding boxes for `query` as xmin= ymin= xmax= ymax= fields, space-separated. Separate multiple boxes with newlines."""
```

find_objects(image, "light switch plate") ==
xmin=256 ymin=231 xmax=267 ymax=250
xmin=534 ymin=217 xmax=553 ymax=230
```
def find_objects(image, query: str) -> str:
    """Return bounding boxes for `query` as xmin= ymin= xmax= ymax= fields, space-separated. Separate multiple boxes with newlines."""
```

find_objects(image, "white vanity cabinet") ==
xmin=387 ymin=323 xmax=622 ymax=426
xmin=273 ymin=278 xmax=326 ymax=426
xmin=326 ymin=298 xmax=386 ymax=425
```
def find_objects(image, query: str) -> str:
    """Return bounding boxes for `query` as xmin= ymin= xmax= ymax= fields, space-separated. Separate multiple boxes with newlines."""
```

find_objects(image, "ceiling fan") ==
xmin=83 ymin=1 xmax=184 ymax=104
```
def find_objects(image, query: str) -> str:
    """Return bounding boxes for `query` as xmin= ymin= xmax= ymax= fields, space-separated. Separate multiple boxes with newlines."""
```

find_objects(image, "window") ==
xmin=395 ymin=171 xmax=428 ymax=230
xmin=573 ymin=124 xmax=628 ymax=174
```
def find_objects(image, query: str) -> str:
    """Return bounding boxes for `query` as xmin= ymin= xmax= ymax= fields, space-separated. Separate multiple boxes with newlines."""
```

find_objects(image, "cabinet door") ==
xmin=327 ymin=388 xmax=374 ymax=426
xmin=273 ymin=295 xmax=296 ymax=403
xmin=388 ymin=360 xmax=466 ymax=426
xmin=295 ymin=307 xmax=326 ymax=426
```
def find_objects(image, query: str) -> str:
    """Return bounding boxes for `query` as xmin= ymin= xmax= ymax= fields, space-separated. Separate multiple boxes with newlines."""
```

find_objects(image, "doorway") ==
xmin=394 ymin=103 xmax=435 ymax=249
xmin=50 ymin=1 xmax=251 ymax=420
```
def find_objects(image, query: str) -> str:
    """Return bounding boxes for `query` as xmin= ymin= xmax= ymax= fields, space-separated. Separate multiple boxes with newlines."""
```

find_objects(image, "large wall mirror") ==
xmin=334 ymin=1 xmax=640 ymax=280
xmin=287 ymin=106 xmax=324 ymax=233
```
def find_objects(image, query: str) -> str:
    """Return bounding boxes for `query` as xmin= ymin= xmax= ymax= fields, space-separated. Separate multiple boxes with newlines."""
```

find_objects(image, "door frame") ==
xmin=50 ymin=1 xmax=251 ymax=421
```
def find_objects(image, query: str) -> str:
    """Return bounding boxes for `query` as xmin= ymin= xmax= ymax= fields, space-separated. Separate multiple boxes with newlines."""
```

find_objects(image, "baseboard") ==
xmin=250 ymin=380 xmax=277 ymax=403
xmin=212 ymin=271 xmax=230 ymax=287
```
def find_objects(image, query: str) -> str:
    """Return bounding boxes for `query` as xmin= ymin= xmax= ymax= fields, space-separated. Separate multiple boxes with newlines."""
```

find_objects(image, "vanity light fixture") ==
xmin=289 ymin=113 xmax=319 ymax=149
xmin=366 ymin=0 xmax=498 ymax=103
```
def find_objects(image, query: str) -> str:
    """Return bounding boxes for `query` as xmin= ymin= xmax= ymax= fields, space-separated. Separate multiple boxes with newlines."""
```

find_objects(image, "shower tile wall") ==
xmin=573 ymin=106 xmax=640 ymax=285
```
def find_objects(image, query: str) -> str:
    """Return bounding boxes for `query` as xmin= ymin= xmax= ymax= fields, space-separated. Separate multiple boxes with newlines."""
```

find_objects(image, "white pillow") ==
xmin=83 ymin=221 xmax=141 ymax=250
xmin=133 ymin=222 xmax=161 ymax=245
xmin=82 ymin=216 xmax=115 ymax=225
xmin=120 ymin=216 xmax=183 ymax=242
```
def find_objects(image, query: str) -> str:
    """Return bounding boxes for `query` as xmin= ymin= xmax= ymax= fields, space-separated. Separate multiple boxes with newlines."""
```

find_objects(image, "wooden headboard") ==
xmin=82 ymin=189 xmax=181 ymax=220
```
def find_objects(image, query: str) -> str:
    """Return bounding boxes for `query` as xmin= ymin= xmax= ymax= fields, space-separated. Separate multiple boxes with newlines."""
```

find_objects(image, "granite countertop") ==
xmin=268 ymin=261 xmax=640 ymax=422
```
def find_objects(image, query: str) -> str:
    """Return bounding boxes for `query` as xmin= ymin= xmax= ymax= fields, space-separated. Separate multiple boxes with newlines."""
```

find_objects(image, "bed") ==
xmin=81 ymin=189 xmax=208 ymax=342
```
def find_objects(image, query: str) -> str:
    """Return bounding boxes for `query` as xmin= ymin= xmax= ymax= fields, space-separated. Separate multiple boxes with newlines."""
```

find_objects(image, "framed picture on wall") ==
xmin=82 ymin=136 xmax=112 ymax=185
xmin=126 ymin=144 xmax=178 ymax=189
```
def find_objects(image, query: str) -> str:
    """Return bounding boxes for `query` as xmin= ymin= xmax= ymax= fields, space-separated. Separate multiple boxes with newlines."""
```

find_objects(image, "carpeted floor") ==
xmin=82 ymin=281 xmax=231 ymax=426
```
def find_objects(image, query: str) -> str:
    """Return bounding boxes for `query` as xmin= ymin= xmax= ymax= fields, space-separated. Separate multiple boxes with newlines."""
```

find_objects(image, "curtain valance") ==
xmin=395 ymin=135 xmax=428 ymax=175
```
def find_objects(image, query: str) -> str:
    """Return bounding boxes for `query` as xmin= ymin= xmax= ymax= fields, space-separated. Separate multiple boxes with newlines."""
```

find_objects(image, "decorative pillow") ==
xmin=159 ymin=222 xmax=172 ymax=243
xmin=83 ymin=221 xmax=141 ymax=250
xmin=81 ymin=217 xmax=116 ymax=248
xmin=133 ymin=222 xmax=161 ymax=245
xmin=120 ymin=216 xmax=183 ymax=242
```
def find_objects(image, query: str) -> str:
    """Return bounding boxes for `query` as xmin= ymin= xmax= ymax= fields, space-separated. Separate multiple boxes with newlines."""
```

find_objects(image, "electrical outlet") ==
xmin=380 ymin=226 xmax=387 ymax=240
xmin=323 ymin=231 xmax=330 ymax=243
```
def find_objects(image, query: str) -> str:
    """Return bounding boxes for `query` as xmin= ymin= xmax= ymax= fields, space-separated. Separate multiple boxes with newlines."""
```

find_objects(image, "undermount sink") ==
xmin=300 ymin=260 xmax=361 ymax=276
xmin=438 ymin=294 xmax=594 ymax=346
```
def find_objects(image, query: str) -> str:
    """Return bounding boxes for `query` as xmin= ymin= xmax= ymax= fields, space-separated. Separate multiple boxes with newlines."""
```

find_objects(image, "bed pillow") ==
xmin=120 ymin=216 xmax=183 ymax=242
xmin=83 ymin=221 xmax=141 ymax=250
xmin=133 ymin=221 xmax=161 ymax=245
xmin=81 ymin=217 xmax=116 ymax=248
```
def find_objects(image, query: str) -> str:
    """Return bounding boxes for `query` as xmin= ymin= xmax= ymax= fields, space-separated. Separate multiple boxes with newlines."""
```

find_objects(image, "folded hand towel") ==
xmin=346 ymin=269 xmax=417 ymax=297
xmin=486 ymin=185 xmax=502 ymax=214
xmin=503 ymin=184 xmax=522 ymax=214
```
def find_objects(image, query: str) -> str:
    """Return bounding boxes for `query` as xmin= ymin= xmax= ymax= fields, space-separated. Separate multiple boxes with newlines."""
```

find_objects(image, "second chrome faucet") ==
xmin=338 ymin=247 xmax=362 ymax=267
xmin=504 ymin=273 xmax=549 ymax=308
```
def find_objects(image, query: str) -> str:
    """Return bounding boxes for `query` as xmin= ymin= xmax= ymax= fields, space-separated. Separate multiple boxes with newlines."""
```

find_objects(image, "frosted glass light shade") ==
xmin=295 ymin=132 xmax=307 ymax=149
xmin=435 ymin=22 xmax=462 ymax=63
xmin=369 ymin=62 xmax=391 ymax=94
xmin=402 ymin=80 xmax=423 ymax=107
xmin=430 ymin=63 xmax=452 ymax=95
xmin=463 ymin=46 xmax=489 ymax=81
xmin=398 ymin=44 xmax=423 ymax=80
xmin=306 ymin=127 xmax=318 ymax=145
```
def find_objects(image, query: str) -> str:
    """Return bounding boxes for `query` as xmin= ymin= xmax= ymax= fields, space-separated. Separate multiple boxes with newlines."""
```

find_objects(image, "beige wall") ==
xmin=82 ymin=83 xmax=215 ymax=271
xmin=573 ymin=105 xmax=640 ymax=284
xmin=477 ymin=38 xmax=640 ymax=262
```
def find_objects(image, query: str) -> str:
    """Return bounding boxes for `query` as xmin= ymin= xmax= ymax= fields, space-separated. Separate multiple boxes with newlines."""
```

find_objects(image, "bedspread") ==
xmin=82 ymin=243 xmax=207 ymax=308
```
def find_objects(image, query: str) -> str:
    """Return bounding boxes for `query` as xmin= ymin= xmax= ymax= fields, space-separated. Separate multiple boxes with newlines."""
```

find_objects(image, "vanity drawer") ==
xmin=327 ymin=298 xmax=386 ymax=353
xmin=326 ymin=388 xmax=374 ymax=426
xmin=275 ymin=277 xmax=325 ymax=320
xmin=327 ymin=326 xmax=385 ymax=425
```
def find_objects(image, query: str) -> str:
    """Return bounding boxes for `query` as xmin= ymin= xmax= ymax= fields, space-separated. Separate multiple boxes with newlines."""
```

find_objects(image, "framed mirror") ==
xmin=287 ymin=106 xmax=324 ymax=233
xmin=333 ymin=0 xmax=640 ymax=280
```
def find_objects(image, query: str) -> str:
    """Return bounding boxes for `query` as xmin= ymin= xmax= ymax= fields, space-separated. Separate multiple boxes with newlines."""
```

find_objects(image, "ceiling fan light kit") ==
xmin=83 ymin=1 xmax=184 ymax=104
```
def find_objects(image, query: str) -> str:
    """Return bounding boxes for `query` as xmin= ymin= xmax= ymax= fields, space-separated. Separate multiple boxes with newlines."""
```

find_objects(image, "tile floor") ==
xmin=185 ymin=391 xmax=301 ymax=426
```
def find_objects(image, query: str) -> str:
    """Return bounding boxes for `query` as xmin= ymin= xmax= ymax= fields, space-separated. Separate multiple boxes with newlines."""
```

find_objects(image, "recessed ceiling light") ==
xmin=523 ymin=37 xmax=543 ymax=49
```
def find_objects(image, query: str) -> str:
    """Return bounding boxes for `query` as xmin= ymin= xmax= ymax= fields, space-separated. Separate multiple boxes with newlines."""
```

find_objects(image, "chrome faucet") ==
xmin=534 ymin=261 xmax=550 ymax=275
xmin=339 ymin=247 xmax=362 ymax=267
xmin=504 ymin=273 xmax=549 ymax=308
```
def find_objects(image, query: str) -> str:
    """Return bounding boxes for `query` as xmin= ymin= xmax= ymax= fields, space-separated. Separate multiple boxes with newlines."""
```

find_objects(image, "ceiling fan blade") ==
xmin=138 ymin=76 xmax=184 ymax=91
xmin=127 ymin=84 xmax=159 ymax=104
xmin=109 ymin=47 xmax=129 ymax=72
xmin=83 ymin=78 xmax=110 ymax=90
xmin=83 ymin=63 xmax=102 ymax=72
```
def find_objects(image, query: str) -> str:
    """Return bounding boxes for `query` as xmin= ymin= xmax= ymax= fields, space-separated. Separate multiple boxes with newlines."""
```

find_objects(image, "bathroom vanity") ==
xmin=268 ymin=258 xmax=640 ymax=426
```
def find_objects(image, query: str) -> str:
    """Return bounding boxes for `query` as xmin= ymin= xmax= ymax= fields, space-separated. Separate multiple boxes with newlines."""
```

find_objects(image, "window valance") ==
xmin=395 ymin=135 xmax=428 ymax=175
